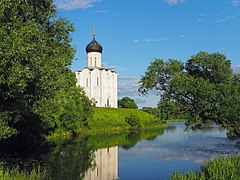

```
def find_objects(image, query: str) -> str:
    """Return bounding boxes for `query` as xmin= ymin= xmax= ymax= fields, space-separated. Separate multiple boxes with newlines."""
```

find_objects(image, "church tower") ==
xmin=75 ymin=29 xmax=118 ymax=108
xmin=86 ymin=27 xmax=103 ymax=68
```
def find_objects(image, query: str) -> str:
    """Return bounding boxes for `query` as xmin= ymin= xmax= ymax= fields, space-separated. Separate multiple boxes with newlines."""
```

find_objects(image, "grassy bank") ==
xmin=49 ymin=107 xmax=166 ymax=139
xmin=171 ymin=155 xmax=240 ymax=180
xmin=86 ymin=107 xmax=166 ymax=134
xmin=2 ymin=155 xmax=239 ymax=180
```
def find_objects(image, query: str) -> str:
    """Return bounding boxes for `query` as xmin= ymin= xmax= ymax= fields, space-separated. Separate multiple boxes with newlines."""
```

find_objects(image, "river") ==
xmin=0 ymin=122 xmax=239 ymax=180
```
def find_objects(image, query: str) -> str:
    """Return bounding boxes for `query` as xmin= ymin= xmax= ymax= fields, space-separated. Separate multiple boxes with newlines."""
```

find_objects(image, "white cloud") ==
xmin=132 ymin=39 xmax=140 ymax=43
xmin=102 ymin=62 xmax=127 ymax=72
xmin=135 ymin=98 xmax=147 ymax=105
xmin=231 ymin=0 xmax=239 ymax=6
xmin=92 ymin=10 xmax=108 ymax=14
xmin=233 ymin=65 xmax=240 ymax=74
xmin=118 ymin=76 xmax=160 ymax=108
xmin=216 ymin=16 xmax=237 ymax=23
xmin=132 ymin=37 xmax=169 ymax=43
xmin=118 ymin=77 xmax=140 ymax=97
xmin=54 ymin=0 xmax=102 ymax=10
xmin=164 ymin=0 xmax=186 ymax=5
xmin=107 ymin=66 xmax=127 ymax=72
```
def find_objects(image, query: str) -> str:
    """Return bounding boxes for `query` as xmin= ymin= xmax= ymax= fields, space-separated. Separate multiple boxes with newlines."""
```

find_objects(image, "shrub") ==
xmin=125 ymin=114 xmax=143 ymax=130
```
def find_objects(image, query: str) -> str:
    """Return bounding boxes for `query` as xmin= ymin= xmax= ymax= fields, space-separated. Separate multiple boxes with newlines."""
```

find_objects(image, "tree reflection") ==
xmin=0 ymin=128 xmax=166 ymax=179
xmin=45 ymin=137 xmax=96 ymax=180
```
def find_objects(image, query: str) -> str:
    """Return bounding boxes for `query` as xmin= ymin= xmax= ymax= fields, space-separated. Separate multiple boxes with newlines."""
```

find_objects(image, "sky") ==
xmin=54 ymin=0 xmax=240 ymax=108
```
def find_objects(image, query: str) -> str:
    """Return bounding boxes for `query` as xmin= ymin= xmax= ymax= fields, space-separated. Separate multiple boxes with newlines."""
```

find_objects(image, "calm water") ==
xmin=119 ymin=122 xmax=239 ymax=179
xmin=0 ymin=122 xmax=239 ymax=180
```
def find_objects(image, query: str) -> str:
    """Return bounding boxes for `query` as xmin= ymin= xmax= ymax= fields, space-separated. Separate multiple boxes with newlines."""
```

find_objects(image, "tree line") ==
xmin=139 ymin=52 xmax=240 ymax=136
xmin=0 ymin=0 xmax=239 ymax=142
xmin=0 ymin=0 xmax=93 ymax=141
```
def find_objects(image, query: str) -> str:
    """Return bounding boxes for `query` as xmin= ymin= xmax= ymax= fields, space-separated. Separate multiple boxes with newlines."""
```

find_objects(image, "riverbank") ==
xmin=88 ymin=107 xmax=167 ymax=133
xmin=1 ymin=155 xmax=239 ymax=180
xmin=50 ymin=107 xmax=167 ymax=138
xmin=0 ymin=128 xmax=166 ymax=180
xmin=171 ymin=155 xmax=240 ymax=180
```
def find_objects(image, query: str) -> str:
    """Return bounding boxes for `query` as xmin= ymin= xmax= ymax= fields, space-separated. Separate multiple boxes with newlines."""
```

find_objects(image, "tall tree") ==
xmin=139 ymin=52 xmax=240 ymax=136
xmin=118 ymin=97 xmax=138 ymax=109
xmin=0 ymin=0 xmax=93 ymax=140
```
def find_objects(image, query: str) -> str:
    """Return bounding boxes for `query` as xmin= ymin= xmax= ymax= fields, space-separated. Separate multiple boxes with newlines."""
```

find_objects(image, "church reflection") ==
xmin=84 ymin=146 xmax=118 ymax=180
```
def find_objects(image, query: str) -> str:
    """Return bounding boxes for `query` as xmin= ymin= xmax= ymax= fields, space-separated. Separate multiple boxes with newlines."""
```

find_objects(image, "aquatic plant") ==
xmin=171 ymin=155 xmax=240 ymax=180
xmin=0 ymin=165 xmax=47 ymax=180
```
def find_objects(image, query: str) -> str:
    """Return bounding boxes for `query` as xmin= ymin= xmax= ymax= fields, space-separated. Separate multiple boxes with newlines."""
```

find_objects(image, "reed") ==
xmin=0 ymin=165 xmax=47 ymax=180
xmin=171 ymin=155 xmax=240 ymax=180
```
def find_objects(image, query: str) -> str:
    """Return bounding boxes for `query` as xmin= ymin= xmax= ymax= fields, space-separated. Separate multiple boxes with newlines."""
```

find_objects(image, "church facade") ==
xmin=75 ymin=31 xmax=118 ymax=108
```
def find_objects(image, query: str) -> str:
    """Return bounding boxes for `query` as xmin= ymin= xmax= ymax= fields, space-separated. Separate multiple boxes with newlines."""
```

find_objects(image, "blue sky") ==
xmin=54 ymin=0 xmax=240 ymax=108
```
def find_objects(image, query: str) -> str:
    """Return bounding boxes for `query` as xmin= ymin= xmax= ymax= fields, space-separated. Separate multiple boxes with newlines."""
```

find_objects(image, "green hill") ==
xmin=87 ymin=107 xmax=166 ymax=134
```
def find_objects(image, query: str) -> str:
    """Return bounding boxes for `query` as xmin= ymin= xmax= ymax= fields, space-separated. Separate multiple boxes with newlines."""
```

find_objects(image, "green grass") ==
xmin=0 ymin=165 xmax=47 ymax=180
xmin=171 ymin=155 xmax=240 ymax=180
xmin=86 ymin=107 xmax=166 ymax=134
xmin=49 ymin=107 xmax=167 ymax=138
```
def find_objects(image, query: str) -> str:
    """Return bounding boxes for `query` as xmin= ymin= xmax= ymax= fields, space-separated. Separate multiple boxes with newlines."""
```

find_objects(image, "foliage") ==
xmin=0 ymin=165 xmax=47 ymax=180
xmin=118 ymin=97 xmax=138 ymax=109
xmin=87 ymin=127 xmax=164 ymax=149
xmin=157 ymin=100 xmax=179 ymax=120
xmin=0 ymin=128 xmax=165 ymax=179
xmin=139 ymin=52 xmax=240 ymax=136
xmin=141 ymin=107 xmax=158 ymax=116
xmin=171 ymin=155 xmax=240 ymax=180
xmin=125 ymin=114 xmax=143 ymax=130
xmin=0 ymin=0 xmax=93 ymax=140
xmin=45 ymin=137 xmax=96 ymax=180
xmin=52 ymin=87 xmax=93 ymax=134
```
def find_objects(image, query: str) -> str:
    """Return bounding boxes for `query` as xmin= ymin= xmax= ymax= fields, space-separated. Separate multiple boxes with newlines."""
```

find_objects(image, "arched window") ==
xmin=90 ymin=57 xmax=92 ymax=66
xmin=95 ymin=57 xmax=97 ymax=66
xmin=107 ymin=99 xmax=110 ymax=107
xmin=97 ymin=77 xmax=99 ymax=86
xmin=86 ymin=78 xmax=88 ymax=87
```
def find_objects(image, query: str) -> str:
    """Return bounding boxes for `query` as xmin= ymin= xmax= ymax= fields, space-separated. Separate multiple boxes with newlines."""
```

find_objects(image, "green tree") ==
xmin=118 ymin=97 xmax=138 ymax=109
xmin=139 ymin=52 xmax=240 ymax=136
xmin=0 ymin=0 xmax=93 ymax=140
xmin=141 ymin=107 xmax=158 ymax=116
xmin=157 ymin=100 xmax=179 ymax=120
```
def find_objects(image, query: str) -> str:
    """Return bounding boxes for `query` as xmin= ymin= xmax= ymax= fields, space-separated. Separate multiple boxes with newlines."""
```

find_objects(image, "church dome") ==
xmin=86 ymin=37 xmax=103 ymax=54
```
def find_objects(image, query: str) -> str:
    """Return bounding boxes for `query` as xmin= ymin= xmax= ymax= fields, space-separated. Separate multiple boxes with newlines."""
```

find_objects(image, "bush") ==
xmin=125 ymin=114 xmax=143 ymax=130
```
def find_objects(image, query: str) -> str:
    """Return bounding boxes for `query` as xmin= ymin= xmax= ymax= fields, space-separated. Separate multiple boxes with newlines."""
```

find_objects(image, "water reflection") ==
xmin=118 ymin=122 xmax=239 ymax=180
xmin=0 ymin=128 xmax=164 ymax=179
xmin=84 ymin=146 xmax=118 ymax=180
xmin=0 ymin=123 xmax=239 ymax=179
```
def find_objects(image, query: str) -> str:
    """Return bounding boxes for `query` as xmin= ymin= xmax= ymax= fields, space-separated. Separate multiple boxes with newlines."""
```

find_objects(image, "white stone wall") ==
xmin=76 ymin=68 xmax=118 ymax=108
xmin=87 ymin=52 xmax=102 ymax=67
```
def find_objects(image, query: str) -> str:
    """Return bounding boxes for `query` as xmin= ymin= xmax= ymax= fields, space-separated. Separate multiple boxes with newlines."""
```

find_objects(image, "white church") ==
xmin=75 ymin=29 xmax=118 ymax=108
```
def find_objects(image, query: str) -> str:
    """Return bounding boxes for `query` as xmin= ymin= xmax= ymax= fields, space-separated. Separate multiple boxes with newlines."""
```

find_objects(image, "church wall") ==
xmin=76 ymin=68 xmax=117 ymax=108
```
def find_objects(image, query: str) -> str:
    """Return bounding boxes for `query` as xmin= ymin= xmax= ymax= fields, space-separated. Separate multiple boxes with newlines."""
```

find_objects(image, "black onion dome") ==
xmin=86 ymin=37 xmax=103 ymax=53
